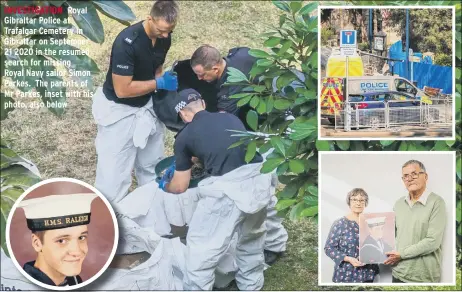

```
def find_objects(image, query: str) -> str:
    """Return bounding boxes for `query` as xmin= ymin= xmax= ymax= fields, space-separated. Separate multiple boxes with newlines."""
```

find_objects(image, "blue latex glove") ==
xmin=158 ymin=164 xmax=175 ymax=191
xmin=163 ymin=164 xmax=176 ymax=181
xmin=158 ymin=177 xmax=169 ymax=191
xmin=155 ymin=71 xmax=178 ymax=91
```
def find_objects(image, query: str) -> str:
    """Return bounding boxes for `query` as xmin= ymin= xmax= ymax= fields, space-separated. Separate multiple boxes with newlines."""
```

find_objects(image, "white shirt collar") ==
xmin=374 ymin=238 xmax=383 ymax=251
xmin=405 ymin=188 xmax=431 ymax=206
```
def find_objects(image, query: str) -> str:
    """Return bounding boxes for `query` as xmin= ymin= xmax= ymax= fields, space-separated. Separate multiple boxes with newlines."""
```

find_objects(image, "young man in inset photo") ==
xmin=18 ymin=193 xmax=97 ymax=287
xmin=360 ymin=216 xmax=393 ymax=264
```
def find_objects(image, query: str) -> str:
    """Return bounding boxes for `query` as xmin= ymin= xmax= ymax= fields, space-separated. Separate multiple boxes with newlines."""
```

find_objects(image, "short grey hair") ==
xmin=150 ymin=0 xmax=179 ymax=25
xmin=402 ymin=160 xmax=426 ymax=173
xmin=346 ymin=188 xmax=369 ymax=207
xmin=191 ymin=45 xmax=222 ymax=70
xmin=183 ymin=99 xmax=204 ymax=112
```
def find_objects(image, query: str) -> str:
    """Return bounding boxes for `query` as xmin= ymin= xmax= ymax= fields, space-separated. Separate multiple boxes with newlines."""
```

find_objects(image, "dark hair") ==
xmin=346 ymin=188 xmax=369 ymax=207
xmin=33 ymin=231 xmax=45 ymax=243
xmin=150 ymin=0 xmax=179 ymax=25
xmin=191 ymin=45 xmax=222 ymax=70
xmin=402 ymin=159 xmax=426 ymax=173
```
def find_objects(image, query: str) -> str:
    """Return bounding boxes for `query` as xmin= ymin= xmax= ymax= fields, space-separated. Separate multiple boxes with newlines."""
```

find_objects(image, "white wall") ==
xmin=319 ymin=152 xmax=455 ymax=285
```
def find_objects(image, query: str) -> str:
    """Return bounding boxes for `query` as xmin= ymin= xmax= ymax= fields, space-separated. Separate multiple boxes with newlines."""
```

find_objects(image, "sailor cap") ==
xmin=365 ymin=216 xmax=386 ymax=227
xmin=18 ymin=193 xmax=98 ymax=232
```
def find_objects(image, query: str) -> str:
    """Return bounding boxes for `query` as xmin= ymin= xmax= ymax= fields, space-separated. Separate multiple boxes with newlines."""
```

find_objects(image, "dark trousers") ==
xmin=392 ymin=276 xmax=405 ymax=283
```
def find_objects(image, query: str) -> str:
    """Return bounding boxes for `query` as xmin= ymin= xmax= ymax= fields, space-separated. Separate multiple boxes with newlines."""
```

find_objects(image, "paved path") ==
xmin=320 ymin=119 xmax=452 ymax=138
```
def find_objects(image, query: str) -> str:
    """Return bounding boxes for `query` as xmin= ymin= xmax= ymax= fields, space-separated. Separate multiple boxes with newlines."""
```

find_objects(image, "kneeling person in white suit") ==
xmin=190 ymin=45 xmax=287 ymax=263
xmin=160 ymin=88 xmax=271 ymax=290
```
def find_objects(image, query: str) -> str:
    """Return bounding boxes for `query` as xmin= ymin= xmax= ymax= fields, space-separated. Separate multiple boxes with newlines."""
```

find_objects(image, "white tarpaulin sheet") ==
xmin=114 ymin=180 xmax=199 ymax=239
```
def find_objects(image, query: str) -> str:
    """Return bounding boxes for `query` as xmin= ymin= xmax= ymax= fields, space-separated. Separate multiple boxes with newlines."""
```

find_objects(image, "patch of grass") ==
xmin=1 ymin=1 xmax=278 ymax=185
xmin=263 ymin=219 xmax=318 ymax=290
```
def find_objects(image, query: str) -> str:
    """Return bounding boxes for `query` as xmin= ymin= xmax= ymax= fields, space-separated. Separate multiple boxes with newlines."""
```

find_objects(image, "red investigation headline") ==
xmin=3 ymin=6 xmax=63 ymax=14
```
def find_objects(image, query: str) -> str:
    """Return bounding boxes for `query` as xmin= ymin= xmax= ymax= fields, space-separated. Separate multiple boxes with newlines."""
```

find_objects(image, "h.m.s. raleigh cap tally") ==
xmin=365 ymin=216 xmax=386 ymax=227
xmin=18 ymin=193 xmax=98 ymax=232
xmin=174 ymin=88 xmax=202 ymax=114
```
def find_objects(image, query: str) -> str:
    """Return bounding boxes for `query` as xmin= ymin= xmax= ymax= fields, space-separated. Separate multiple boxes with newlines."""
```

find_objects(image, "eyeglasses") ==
xmin=351 ymin=199 xmax=366 ymax=204
xmin=402 ymin=171 xmax=425 ymax=181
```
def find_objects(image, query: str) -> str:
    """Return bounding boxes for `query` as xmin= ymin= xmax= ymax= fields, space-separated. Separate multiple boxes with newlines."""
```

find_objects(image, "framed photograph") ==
xmin=319 ymin=151 xmax=456 ymax=285
xmin=359 ymin=212 xmax=395 ymax=264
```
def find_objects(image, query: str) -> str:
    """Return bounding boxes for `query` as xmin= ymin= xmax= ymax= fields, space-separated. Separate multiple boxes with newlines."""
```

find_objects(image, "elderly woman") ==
xmin=324 ymin=188 xmax=379 ymax=283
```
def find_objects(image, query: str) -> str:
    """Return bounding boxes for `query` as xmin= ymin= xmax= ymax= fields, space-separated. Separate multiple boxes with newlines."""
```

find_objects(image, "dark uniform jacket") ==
xmin=103 ymin=21 xmax=171 ymax=107
xmin=23 ymin=261 xmax=83 ymax=286
xmin=174 ymin=111 xmax=262 ymax=176
xmin=359 ymin=235 xmax=393 ymax=264
xmin=215 ymin=47 xmax=257 ymax=116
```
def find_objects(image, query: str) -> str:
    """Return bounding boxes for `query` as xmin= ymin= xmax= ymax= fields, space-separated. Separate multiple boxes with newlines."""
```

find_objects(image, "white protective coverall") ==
xmin=184 ymin=162 xmax=273 ymax=291
xmin=85 ymin=213 xmax=187 ymax=290
xmin=265 ymin=172 xmax=288 ymax=253
xmin=114 ymin=180 xmax=199 ymax=244
xmin=114 ymin=172 xmax=287 ymax=254
xmin=92 ymin=87 xmax=165 ymax=203
xmin=94 ymin=205 xmax=237 ymax=290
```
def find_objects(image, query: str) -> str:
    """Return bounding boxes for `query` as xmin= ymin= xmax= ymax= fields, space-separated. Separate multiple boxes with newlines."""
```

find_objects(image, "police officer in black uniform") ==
xmin=189 ymin=45 xmax=289 ymax=265
xmin=158 ymin=88 xmax=263 ymax=193
xmin=92 ymin=0 xmax=179 ymax=203
xmin=102 ymin=7 xmax=177 ymax=106
xmin=190 ymin=45 xmax=257 ymax=123
xmin=158 ymin=88 xmax=269 ymax=290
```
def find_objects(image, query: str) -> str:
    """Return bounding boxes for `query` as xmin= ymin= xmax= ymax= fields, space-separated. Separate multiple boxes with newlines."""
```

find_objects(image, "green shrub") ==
xmin=358 ymin=42 xmax=369 ymax=51
xmin=321 ymin=27 xmax=335 ymax=46
xmin=434 ymin=53 xmax=452 ymax=67
xmin=228 ymin=0 xmax=462 ymax=268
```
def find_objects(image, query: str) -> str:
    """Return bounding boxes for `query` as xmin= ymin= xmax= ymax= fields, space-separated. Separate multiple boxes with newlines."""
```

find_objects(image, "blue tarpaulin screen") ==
xmin=388 ymin=41 xmax=452 ymax=94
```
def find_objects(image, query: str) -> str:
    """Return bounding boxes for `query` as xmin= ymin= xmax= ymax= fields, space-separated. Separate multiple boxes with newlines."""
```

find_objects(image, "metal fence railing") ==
xmin=426 ymin=98 xmax=453 ymax=125
xmin=387 ymin=100 xmax=423 ymax=127
xmin=334 ymin=99 xmax=452 ymax=131
xmin=334 ymin=101 xmax=387 ymax=131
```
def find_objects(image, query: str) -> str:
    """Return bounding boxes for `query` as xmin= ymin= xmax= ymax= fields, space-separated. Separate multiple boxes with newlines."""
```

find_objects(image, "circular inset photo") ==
xmin=6 ymin=178 xmax=118 ymax=290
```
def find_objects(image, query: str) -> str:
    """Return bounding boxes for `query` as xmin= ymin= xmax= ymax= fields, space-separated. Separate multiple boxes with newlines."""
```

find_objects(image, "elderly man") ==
xmin=189 ymin=44 xmax=288 ymax=265
xmin=160 ymin=88 xmax=271 ymax=290
xmin=384 ymin=160 xmax=447 ymax=283
xmin=92 ymin=0 xmax=179 ymax=203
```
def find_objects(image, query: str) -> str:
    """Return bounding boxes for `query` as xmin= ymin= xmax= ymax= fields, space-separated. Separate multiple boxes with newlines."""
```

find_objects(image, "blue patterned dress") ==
xmin=324 ymin=217 xmax=379 ymax=283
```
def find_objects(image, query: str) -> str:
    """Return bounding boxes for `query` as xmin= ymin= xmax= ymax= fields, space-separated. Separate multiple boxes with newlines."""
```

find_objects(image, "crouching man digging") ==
xmin=159 ymin=88 xmax=272 ymax=290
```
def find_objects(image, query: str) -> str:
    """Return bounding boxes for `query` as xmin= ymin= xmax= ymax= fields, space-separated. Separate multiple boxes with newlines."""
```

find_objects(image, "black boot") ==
xmin=264 ymin=250 xmax=284 ymax=265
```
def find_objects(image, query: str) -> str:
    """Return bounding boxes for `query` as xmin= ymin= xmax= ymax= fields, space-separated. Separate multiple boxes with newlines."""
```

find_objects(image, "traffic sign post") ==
xmin=340 ymin=30 xmax=357 ymax=48
xmin=340 ymin=30 xmax=357 ymax=131
xmin=340 ymin=47 xmax=356 ymax=57
xmin=410 ymin=48 xmax=414 ymax=83
xmin=344 ymin=55 xmax=351 ymax=131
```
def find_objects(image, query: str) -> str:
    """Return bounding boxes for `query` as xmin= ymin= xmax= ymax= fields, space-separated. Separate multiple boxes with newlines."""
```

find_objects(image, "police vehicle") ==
xmin=320 ymin=76 xmax=433 ymax=124
xmin=347 ymin=91 xmax=439 ymax=127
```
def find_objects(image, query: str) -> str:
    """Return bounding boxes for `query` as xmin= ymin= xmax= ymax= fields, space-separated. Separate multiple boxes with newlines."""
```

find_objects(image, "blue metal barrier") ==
xmin=388 ymin=41 xmax=452 ymax=94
